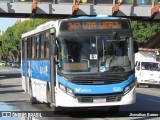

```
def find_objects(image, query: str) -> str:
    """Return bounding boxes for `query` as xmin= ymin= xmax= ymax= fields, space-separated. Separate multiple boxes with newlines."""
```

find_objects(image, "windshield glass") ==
xmin=98 ymin=35 xmax=132 ymax=72
xmin=57 ymin=34 xmax=133 ymax=74
xmin=141 ymin=62 xmax=160 ymax=71
xmin=58 ymin=36 xmax=98 ymax=74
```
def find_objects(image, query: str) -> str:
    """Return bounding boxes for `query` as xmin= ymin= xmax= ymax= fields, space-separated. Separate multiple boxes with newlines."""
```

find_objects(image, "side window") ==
xmin=39 ymin=35 xmax=42 ymax=59
xmin=40 ymin=34 xmax=44 ymax=59
xmin=32 ymin=37 xmax=35 ymax=59
xmin=27 ymin=37 xmax=32 ymax=59
xmin=22 ymin=40 xmax=25 ymax=59
xmin=44 ymin=31 xmax=50 ymax=59
xmin=35 ymin=34 xmax=40 ymax=58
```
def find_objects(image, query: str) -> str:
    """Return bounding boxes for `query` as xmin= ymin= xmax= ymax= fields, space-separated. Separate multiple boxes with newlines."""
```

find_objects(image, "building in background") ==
xmin=0 ymin=30 xmax=5 ymax=35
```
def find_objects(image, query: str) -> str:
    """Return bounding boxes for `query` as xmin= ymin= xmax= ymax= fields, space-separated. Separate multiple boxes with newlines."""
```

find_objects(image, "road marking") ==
xmin=147 ymin=98 xmax=160 ymax=103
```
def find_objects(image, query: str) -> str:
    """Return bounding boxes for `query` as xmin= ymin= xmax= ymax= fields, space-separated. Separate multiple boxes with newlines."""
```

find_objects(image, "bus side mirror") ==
xmin=134 ymin=41 xmax=138 ymax=53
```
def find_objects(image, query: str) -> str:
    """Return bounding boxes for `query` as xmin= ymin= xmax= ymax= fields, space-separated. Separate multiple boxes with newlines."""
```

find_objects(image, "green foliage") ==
xmin=0 ymin=18 xmax=50 ymax=61
xmin=132 ymin=21 xmax=160 ymax=44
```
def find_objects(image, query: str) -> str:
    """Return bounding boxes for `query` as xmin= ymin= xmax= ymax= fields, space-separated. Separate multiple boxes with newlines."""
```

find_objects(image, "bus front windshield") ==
xmin=57 ymin=35 xmax=133 ymax=74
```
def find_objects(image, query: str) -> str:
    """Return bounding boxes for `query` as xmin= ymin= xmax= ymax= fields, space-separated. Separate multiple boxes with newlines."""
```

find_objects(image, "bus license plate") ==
xmin=93 ymin=98 xmax=106 ymax=103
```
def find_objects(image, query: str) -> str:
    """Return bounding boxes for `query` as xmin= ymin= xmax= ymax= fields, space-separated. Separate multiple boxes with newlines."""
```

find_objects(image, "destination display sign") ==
xmin=63 ymin=63 xmax=88 ymax=71
xmin=60 ymin=20 xmax=130 ymax=31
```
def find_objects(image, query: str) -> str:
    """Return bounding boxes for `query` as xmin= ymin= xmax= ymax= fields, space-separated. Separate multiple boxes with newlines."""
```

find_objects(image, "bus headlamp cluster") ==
xmin=124 ymin=82 xmax=135 ymax=95
xmin=59 ymin=83 xmax=75 ymax=97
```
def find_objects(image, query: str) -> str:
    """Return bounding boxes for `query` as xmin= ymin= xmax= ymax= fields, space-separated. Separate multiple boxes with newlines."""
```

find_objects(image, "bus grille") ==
xmin=76 ymin=94 xmax=122 ymax=103
xmin=71 ymin=77 xmax=125 ymax=85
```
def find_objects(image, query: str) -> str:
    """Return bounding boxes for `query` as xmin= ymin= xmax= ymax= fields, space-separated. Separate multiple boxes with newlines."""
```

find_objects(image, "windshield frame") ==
xmin=56 ymin=31 xmax=133 ymax=75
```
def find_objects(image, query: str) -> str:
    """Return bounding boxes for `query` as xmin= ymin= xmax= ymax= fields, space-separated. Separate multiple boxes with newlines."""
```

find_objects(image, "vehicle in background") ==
xmin=11 ymin=62 xmax=20 ymax=68
xmin=6 ymin=61 xmax=13 ymax=66
xmin=0 ymin=61 xmax=6 ymax=67
xmin=135 ymin=48 xmax=160 ymax=88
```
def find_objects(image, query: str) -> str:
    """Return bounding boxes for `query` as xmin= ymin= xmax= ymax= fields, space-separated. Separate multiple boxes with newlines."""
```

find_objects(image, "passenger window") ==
xmin=40 ymin=34 xmax=44 ymax=59
xmin=22 ymin=40 xmax=25 ymax=59
xmin=32 ymin=37 xmax=35 ymax=59
xmin=44 ymin=32 xmax=50 ymax=59
xmin=35 ymin=35 xmax=39 ymax=58
xmin=27 ymin=37 xmax=32 ymax=59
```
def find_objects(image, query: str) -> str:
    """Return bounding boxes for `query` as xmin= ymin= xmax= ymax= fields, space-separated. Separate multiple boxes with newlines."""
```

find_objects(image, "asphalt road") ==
xmin=0 ymin=67 xmax=160 ymax=120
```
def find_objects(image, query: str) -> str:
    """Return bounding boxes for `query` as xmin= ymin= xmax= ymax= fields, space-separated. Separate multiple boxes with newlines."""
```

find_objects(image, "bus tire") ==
xmin=29 ymin=81 xmax=38 ymax=104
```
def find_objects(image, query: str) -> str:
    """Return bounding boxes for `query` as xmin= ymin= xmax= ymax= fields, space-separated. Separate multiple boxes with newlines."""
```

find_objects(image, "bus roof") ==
xmin=22 ymin=20 xmax=55 ymax=38
xmin=22 ymin=16 xmax=130 ymax=39
xmin=68 ymin=16 xmax=125 ymax=20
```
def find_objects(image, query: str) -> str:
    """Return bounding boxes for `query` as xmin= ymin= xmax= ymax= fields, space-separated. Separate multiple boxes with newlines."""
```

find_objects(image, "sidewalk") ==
xmin=0 ymin=67 xmax=29 ymax=102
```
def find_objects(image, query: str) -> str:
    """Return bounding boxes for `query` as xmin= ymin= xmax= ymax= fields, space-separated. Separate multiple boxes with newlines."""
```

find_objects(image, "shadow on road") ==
xmin=0 ymin=73 xmax=21 ymax=79
xmin=0 ymin=90 xmax=24 ymax=94
xmin=0 ymin=85 xmax=21 ymax=88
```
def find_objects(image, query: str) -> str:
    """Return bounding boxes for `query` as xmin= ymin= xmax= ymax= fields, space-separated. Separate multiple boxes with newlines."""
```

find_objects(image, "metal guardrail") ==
xmin=0 ymin=0 xmax=159 ymax=6
xmin=0 ymin=0 xmax=160 ymax=19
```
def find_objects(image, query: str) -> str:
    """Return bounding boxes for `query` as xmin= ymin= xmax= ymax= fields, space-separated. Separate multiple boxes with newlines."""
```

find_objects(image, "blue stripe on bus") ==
xmin=21 ymin=60 xmax=51 ymax=82
xmin=57 ymin=74 xmax=134 ymax=94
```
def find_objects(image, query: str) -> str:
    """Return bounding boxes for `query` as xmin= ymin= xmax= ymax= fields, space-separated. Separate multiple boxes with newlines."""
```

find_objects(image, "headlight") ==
xmin=59 ymin=83 xmax=66 ymax=92
xmin=67 ymin=88 xmax=74 ymax=97
xmin=124 ymin=82 xmax=135 ymax=95
xmin=59 ymin=83 xmax=75 ymax=97
xmin=124 ymin=86 xmax=130 ymax=94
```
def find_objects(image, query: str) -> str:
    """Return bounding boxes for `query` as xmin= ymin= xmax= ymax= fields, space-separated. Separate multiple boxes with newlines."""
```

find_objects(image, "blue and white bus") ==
xmin=21 ymin=16 xmax=138 ymax=112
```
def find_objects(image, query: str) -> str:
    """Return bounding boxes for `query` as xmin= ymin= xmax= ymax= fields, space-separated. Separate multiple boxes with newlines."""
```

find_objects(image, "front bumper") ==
xmin=55 ymin=87 xmax=136 ymax=107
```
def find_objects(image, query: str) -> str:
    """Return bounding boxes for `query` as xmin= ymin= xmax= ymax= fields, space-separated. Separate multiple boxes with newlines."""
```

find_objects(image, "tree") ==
xmin=0 ymin=18 xmax=50 ymax=61
xmin=132 ymin=21 xmax=160 ymax=47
